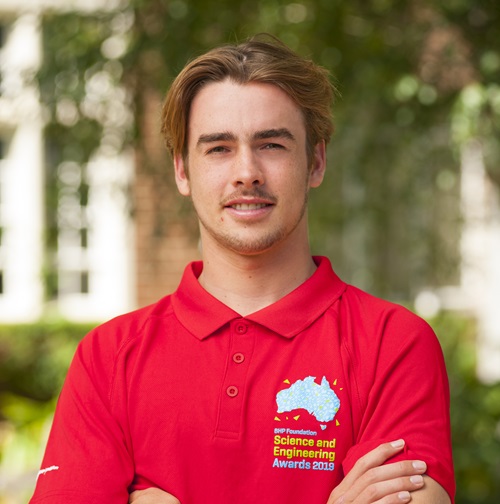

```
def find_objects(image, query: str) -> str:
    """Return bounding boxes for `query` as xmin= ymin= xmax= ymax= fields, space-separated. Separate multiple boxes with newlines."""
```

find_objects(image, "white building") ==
xmin=0 ymin=0 xmax=134 ymax=323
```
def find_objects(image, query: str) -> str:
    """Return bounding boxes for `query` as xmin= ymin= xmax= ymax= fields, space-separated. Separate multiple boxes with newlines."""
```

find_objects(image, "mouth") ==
xmin=228 ymin=202 xmax=271 ymax=211
xmin=222 ymin=196 xmax=276 ymax=221
xmin=222 ymin=190 xmax=277 ymax=210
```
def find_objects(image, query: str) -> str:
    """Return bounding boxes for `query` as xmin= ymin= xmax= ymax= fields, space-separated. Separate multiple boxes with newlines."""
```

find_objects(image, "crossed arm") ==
xmin=325 ymin=440 xmax=451 ymax=504
xmin=129 ymin=440 xmax=451 ymax=504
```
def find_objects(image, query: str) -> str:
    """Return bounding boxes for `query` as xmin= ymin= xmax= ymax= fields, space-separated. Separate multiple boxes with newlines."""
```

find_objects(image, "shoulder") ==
xmin=340 ymin=284 xmax=433 ymax=334
xmin=76 ymin=294 xmax=176 ymax=364
xmin=313 ymin=257 xmax=439 ymax=355
xmin=337 ymin=284 xmax=443 ymax=368
xmin=61 ymin=294 xmax=177 ymax=402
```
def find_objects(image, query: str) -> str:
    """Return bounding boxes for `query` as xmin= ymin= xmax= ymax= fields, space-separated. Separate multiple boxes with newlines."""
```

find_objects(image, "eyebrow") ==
xmin=197 ymin=132 xmax=236 ymax=147
xmin=196 ymin=128 xmax=296 ymax=148
xmin=252 ymin=128 xmax=296 ymax=142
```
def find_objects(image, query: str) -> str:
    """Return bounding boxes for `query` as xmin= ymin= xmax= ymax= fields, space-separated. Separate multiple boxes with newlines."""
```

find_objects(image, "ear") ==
xmin=174 ymin=154 xmax=191 ymax=196
xmin=309 ymin=141 xmax=327 ymax=188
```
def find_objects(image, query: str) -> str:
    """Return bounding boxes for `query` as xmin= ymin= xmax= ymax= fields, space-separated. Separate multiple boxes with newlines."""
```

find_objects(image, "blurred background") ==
xmin=0 ymin=0 xmax=499 ymax=502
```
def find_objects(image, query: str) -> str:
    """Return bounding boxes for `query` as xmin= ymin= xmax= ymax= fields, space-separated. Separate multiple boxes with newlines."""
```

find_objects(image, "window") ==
xmin=80 ymin=270 xmax=89 ymax=294
xmin=55 ymin=161 xmax=92 ymax=296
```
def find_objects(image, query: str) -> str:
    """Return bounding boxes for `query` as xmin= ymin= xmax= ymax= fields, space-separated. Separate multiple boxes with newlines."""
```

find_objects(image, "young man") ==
xmin=30 ymin=36 xmax=455 ymax=504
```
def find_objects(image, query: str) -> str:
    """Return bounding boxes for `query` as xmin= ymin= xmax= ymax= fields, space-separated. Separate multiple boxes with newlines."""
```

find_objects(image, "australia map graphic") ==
xmin=276 ymin=376 xmax=340 ymax=429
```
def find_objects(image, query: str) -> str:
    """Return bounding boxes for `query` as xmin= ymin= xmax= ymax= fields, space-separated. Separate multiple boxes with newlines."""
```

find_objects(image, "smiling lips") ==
xmin=222 ymin=189 xmax=277 ymax=212
xmin=230 ymin=202 xmax=271 ymax=211
xmin=223 ymin=200 xmax=275 ymax=222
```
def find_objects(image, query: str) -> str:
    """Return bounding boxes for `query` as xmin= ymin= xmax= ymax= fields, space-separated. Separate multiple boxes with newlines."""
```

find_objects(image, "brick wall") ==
xmin=134 ymin=87 xmax=200 ymax=308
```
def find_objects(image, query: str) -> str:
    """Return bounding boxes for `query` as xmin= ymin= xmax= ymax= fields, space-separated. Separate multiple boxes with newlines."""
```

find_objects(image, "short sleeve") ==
xmin=29 ymin=330 xmax=134 ymax=503
xmin=341 ymin=311 xmax=455 ymax=502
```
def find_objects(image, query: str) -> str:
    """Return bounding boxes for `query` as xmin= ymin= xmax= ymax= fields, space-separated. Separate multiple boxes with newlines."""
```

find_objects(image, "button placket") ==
xmin=215 ymin=319 xmax=255 ymax=438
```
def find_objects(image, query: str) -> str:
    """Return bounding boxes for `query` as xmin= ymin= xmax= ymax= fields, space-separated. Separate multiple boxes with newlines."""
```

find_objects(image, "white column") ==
xmin=0 ymin=13 xmax=44 ymax=322
xmin=56 ymin=151 xmax=135 ymax=321
xmin=460 ymin=140 xmax=500 ymax=383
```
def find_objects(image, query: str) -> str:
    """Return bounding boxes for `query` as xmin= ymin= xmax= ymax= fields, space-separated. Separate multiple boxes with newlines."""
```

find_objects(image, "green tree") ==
xmin=36 ymin=6 xmax=500 ymax=500
xmin=38 ymin=0 xmax=500 ymax=301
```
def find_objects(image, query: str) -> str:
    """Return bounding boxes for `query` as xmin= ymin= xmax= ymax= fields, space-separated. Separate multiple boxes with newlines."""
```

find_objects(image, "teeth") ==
xmin=232 ymin=203 xmax=268 ymax=210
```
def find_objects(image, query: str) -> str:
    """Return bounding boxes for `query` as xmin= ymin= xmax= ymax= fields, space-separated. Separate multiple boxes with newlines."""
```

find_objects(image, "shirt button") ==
xmin=226 ymin=386 xmax=239 ymax=397
xmin=235 ymin=323 xmax=248 ymax=334
xmin=233 ymin=352 xmax=245 ymax=364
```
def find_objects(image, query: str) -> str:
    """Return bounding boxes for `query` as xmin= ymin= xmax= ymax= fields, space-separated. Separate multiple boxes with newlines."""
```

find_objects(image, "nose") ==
xmin=232 ymin=148 xmax=264 ymax=188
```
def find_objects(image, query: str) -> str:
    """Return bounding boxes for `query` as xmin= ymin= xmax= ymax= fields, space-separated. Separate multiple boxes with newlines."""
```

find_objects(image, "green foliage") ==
xmin=430 ymin=313 xmax=500 ymax=503
xmin=0 ymin=322 xmax=93 ymax=404
xmin=37 ymin=0 xmax=500 ymax=302
xmin=39 ymin=13 xmax=117 ymax=162
xmin=0 ymin=322 xmax=93 ymax=502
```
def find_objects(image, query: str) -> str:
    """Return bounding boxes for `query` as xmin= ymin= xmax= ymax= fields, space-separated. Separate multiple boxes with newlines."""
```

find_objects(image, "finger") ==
xmin=357 ymin=474 xmax=425 ymax=503
xmin=331 ymin=491 xmax=413 ymax=504
xmin=336 ymin=440 xmax=407 ymax=493
xmin=337 ymin=491 xmax=413 ymax=504
xmin=364 ymin=459 xmax=427 ymax=483
xmin=351 ymin=440 xmax=407 ymax=478
xmin=328 ymin=441 xmax=428 ymax=504
xmin=341 ymin=460 xmax=427 ymax=503
xmin=330 ymin=475 xmax=424 ymax=504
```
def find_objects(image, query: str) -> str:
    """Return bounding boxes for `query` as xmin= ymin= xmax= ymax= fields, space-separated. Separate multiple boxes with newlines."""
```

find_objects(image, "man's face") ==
xmin=174 ymin=79 xmax=325 ymax=257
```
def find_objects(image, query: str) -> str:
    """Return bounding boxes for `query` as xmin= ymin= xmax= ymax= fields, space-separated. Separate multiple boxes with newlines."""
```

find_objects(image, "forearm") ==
xmin=410 ymin=476 xmax=451 ymax=504
xmin=129 ymin=488 xmax=180 ymax=504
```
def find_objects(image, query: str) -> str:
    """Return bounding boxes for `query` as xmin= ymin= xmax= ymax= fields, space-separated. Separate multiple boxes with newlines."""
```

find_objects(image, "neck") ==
xmin=198 ymin=233 xmax=316 ymax=317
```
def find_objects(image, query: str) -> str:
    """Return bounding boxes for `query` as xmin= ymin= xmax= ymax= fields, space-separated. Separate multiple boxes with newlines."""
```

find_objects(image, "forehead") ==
xmin=187 ymin=79 xmax=306 ymax=143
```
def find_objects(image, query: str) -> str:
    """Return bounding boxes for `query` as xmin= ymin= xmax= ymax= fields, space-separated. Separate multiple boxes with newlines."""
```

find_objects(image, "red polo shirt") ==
xmin=30 ymin=257 xmax=455 ymax=503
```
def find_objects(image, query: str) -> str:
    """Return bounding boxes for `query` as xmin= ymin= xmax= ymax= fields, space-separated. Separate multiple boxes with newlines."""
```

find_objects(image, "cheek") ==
xmin=190 ymin=178 xmax=222 ymax=207
xmin=282 ymin=170 xmax=310 ymax=197
xmin=190 ymin=164 xmax=226 ymax=190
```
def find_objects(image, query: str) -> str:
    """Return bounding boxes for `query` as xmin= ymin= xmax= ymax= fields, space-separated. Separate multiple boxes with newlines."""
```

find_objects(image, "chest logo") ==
xmin=272 ymin=375 xmax=342 ymax=472
xmin=276 ymin=375 xmax=340 ymax=428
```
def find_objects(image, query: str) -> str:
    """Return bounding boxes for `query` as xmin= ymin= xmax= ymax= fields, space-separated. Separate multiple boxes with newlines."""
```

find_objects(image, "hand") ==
xmin=327 ymin=439 xmax=427 ymax=504
xmin=129 ymin=487 xmax=181 ymax=504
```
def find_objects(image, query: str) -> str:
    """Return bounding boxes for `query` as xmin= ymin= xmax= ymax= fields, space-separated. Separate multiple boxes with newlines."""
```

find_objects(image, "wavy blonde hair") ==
xmin=161 ymin=34 xmax=336 ymax=163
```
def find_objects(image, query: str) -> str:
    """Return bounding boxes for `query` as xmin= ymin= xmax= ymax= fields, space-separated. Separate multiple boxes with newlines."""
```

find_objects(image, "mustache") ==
xmin=221 ymin=188 xmax=278 ymax=206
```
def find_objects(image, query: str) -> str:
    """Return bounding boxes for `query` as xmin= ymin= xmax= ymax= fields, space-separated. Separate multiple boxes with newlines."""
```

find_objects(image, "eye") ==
xmin=262 ymin=143 xmax=285 ymax=150
xmin=207 ymin=145 xmax=229 ymax=154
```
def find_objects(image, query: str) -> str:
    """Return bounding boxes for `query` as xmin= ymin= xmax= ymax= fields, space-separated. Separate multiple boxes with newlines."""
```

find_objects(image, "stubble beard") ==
xmin=195 ymin=192 xmax=309 ymax=256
